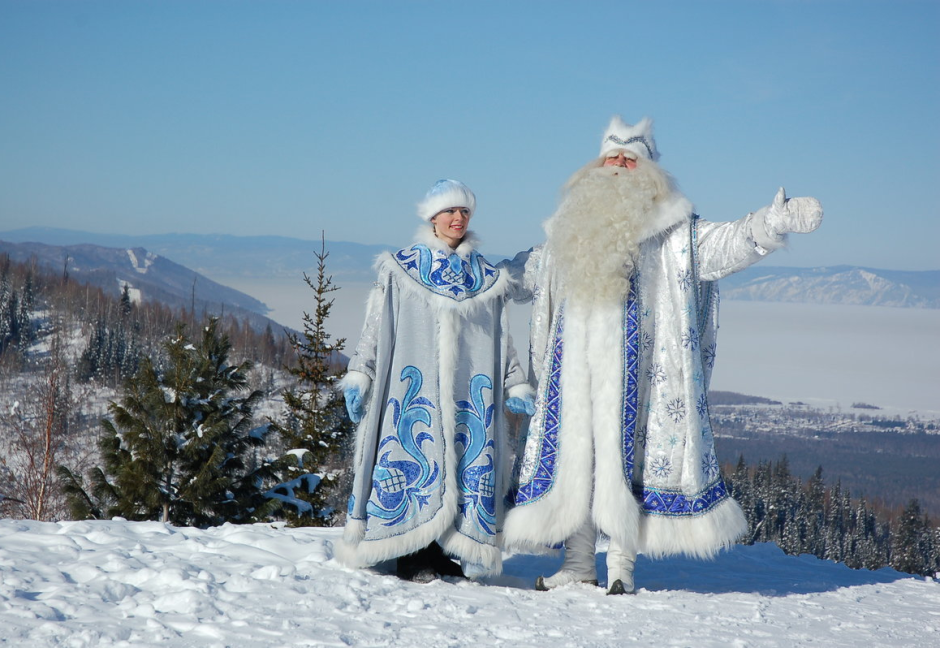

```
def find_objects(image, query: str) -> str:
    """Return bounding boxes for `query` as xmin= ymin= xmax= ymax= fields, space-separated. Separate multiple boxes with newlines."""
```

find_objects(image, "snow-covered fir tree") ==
xmin=77 ymin=284 xmax=141 ymax=383
xmin=891 ymin=499 xmax=933 ymax=576
xmin=726 ymin=455 xmax=936 ymax=576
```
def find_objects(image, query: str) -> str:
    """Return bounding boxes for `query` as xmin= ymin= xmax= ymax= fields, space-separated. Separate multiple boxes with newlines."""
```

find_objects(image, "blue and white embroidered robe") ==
xmin=504 ymin=196 xmax=784 ymax=559
xmin=336 ymin=230 xmax=529 ymax=574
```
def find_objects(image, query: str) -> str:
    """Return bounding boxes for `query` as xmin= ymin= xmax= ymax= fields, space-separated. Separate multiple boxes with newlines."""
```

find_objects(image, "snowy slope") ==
xmin=1 ymin=520 xmax=937 ymax=647
xmin=719 ymin=265 xmax=940 ymax=308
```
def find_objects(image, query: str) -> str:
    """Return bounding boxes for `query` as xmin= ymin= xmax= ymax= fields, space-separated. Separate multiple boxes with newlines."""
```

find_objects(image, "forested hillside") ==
xmin=0 ymin=251 xmax=347 ymax=526
xmin=710 ymin=392 xmax=940 ymax=517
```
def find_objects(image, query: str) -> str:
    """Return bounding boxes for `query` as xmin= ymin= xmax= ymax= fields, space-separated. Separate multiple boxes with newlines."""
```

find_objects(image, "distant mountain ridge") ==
xmin=0 ymin=227 xmax=395 ymax=283
xmin=0 ymin=238 xmax=291 ymax=333
xmin=720 ymin=265 xmax=940 ymax=308
xmin=3 ymin=227 xmax=938 ymax=308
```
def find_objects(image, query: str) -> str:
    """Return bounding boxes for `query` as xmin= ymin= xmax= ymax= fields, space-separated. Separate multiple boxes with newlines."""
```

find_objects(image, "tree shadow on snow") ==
xmin=488 ymin=542 xmax=915 ymax=597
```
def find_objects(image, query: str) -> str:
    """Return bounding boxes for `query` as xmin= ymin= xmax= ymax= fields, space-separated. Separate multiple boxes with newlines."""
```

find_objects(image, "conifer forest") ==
xmin=1 ymin=249 xmax=938 ymax=578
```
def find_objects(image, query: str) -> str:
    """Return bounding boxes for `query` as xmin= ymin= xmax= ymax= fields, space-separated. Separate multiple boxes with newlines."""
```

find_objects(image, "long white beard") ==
xmin=546 ymin=161 xmax=670 ymax=306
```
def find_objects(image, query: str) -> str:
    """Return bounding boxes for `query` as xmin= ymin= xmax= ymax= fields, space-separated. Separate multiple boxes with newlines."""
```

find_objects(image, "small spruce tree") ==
xmin=267 ymin=235 xmax=354 ymax=526
xmin=891 ymin=499 xmax=931 ymax=576
xmin=61 ymin=318 xmax=278 ymax=526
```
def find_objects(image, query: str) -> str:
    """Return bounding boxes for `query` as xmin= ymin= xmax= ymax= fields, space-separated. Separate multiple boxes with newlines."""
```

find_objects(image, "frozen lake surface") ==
xmin=221 ymin=276 xmax=940 ymax=417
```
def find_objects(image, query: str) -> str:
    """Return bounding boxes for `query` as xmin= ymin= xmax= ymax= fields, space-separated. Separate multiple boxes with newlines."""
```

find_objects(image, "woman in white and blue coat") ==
xmin=336 ymin=179 xmax=534 ymax=581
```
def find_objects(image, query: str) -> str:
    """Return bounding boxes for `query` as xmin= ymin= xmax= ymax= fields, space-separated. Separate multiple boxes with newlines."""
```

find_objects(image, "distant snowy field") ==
xmin=1 ymin=520 xmax=938 ymax=648
xmin=224 ymin=277 xmax=940 ymax=416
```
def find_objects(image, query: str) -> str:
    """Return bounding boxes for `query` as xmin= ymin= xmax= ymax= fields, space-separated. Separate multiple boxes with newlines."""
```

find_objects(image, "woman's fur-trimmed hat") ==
xmin=599 ymin=115 xmax=659 ymax=161
xmin=417 ymin=179 xmax=476 ymax=221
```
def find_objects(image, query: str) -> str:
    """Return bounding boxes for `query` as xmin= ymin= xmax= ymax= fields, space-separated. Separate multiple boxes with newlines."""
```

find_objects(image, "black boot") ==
xmin=424 ymin=542 xmax=465 ymax=579
xmin=396 ymin=545 xmax=438 ymax=582
xmin=396 ymin=543 xmax=465 ymax=582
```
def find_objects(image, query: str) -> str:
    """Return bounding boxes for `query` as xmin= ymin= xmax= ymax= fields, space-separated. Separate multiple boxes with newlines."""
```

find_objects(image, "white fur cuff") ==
xmin=507 ymin=383 xmax=536 ymax=400
xmin=338 ymin=370 xmax=372 ymax=394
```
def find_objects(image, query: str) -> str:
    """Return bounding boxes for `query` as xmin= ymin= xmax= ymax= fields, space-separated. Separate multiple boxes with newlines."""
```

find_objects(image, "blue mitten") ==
xmin=505 ymin=395 xmax=536 ymax=416
xmin=344 ymin=387 xmax=363 ymax=423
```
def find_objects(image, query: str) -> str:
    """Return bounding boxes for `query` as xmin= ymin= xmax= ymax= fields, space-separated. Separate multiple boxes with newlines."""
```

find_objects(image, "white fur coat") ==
xmin=503 ymin=194 xmax=783 ymax=559
xmin=336 ymin=228 xmax=531 ymax=574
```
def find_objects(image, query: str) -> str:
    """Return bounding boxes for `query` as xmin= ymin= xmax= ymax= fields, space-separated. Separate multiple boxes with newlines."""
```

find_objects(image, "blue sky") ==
xmin=1 ymin=0 xmax=937 ymax=270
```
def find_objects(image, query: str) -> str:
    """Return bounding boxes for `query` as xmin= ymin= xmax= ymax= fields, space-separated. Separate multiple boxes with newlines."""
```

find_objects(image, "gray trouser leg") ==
xmin=538 ymin=520 xmax=598 ymax=589
xmin=606 ymin=536 xmax=636 ymax=594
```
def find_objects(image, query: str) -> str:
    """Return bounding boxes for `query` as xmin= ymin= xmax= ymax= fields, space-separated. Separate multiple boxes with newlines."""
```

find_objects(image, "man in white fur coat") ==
xmin=503 ymin=116 xmax=823 ymax=594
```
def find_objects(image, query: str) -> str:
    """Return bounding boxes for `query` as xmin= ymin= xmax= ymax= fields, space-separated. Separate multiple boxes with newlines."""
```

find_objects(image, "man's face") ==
xmin=603 ymin=152 xmax=637 ymax=170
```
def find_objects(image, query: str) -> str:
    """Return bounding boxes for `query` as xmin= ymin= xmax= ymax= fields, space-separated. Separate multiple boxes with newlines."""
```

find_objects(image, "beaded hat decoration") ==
xmin=417 ymin=179 xmax=477 ymax=221
xmin=599 ymin=115 xmax=659 ymax=162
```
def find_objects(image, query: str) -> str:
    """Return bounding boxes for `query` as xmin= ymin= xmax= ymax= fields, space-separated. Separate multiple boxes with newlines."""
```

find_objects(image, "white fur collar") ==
xmin=646 ymin=190 xmax=694 ymax=240
xmin=412 ymin=225 xmax=480 ymax=258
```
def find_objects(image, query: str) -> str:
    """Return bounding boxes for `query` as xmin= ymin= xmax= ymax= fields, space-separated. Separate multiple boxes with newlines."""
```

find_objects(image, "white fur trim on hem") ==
xmin=638 ymin=496 xmax=748 ymax=559
xmin=586 ymin=302 xmax=641 ymax=556
xmin=334 ymin=501 xmax=456 ymax=569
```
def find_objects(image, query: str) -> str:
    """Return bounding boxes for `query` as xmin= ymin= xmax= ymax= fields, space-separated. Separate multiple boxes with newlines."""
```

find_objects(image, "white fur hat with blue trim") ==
xmin=599 ymin=115 xmax=659 ymax=161
xmin=416 ymin=179 xmax=476 ymax=221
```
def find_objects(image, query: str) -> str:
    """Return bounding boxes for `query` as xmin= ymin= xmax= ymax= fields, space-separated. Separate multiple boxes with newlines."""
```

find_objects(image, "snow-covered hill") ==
xmin=0 ymin=239 xmax=268 ymax=315
xmin=720 ymin=265 xmax=940 ymax=308
xmin=0 ymin=227 xmax=395 ymax=284
xmin=0 ymin=520 xmax=937 ymax=647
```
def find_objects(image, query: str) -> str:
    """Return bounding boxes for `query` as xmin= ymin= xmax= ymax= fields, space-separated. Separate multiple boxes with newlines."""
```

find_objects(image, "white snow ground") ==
xmin=1 ymin=520 xmax=937 ymax=647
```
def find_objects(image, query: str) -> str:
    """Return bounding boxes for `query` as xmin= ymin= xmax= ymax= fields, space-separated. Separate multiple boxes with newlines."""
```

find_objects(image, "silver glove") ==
xmin=763 ymin=187 xmax=823 ymax=237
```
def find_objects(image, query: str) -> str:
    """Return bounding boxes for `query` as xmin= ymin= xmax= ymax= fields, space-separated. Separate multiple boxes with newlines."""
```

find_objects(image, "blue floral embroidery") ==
xmin=367 ymin=366 xmax=440 ymax=527
xmin=621 ymin=277 xmax=639 ymax=486
xmin=512 ymin=309 xmax=564 ymax=506
xmin=455 ymin=374 xmax=498 ymax=536
xmin=394 ymin=245 xmax=499 ymax=301
xmin=640 ymin=479 xmax=731 ymax=517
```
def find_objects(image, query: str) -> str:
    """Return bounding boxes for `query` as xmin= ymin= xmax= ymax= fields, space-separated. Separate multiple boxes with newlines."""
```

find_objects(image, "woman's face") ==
xmin=431 ymin=207 xmax=471 ymax=247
